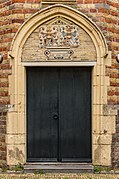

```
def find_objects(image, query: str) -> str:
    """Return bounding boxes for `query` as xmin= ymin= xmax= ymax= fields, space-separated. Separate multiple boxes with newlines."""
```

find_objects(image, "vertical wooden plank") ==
xmin=59 ymin=67 xmax=92 ymax=162
xmin=27 ymin=67 xmax=58 ymax=161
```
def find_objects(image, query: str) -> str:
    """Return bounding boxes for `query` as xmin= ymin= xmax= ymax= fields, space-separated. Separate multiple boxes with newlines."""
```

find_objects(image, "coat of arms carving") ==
xmin=39 ymin=18 xmax=79 ymax=48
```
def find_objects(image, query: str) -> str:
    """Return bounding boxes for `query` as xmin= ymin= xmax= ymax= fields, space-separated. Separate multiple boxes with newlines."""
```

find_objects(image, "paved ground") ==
xmin=0 ymin=173 xmax=119 ymax=179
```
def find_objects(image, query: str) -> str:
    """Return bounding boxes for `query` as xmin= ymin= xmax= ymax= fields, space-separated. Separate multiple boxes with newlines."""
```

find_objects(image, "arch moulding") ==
xmin=7 ymin=4 xmax=116 ymax=166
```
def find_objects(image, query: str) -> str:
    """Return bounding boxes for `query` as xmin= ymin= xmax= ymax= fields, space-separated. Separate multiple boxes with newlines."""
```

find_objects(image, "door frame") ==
xmin=7 ymin=5 xmax=115 ymax=166
xmin=26 ymin=66 xmax=93 ymax=162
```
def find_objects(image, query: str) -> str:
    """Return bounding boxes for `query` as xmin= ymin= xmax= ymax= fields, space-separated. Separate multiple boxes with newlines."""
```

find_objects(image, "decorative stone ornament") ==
xmin=22 ymin=16 xmax=96 ymax=62
xmin=39 ymin=18 xmax=79 ymax=48
xmin=44 ymin=47 xmax=74 ymax=60
xmin=38 ymin=18 xmax=79 ymax=60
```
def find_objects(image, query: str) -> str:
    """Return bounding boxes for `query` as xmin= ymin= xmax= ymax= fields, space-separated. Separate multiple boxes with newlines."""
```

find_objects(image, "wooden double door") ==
xmin=27 ymin=67 xmax=92 ymax=162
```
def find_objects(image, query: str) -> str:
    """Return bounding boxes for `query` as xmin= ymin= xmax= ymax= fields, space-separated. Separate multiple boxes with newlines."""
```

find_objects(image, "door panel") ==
xmin=60 ymin=68 xmax=91 ymax=162
xmin=27 ymin=67 xmax=92 ymax=162
xmin=27 ymin=67 xmax=58 ymax=161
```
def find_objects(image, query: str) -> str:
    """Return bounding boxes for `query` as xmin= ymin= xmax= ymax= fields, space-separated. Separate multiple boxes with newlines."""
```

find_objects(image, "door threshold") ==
xmin=24 ymin=163 xmax=94 ymax=173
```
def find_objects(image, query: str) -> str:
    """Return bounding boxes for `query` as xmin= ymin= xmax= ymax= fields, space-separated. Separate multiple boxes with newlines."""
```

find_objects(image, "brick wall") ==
xmin=77 ymin=0 xmax=119 ymax=105
xmin=0 ymin=0 xmax=119 ymax=167
xmin=0 ymin=109 xmax=7 ymax=167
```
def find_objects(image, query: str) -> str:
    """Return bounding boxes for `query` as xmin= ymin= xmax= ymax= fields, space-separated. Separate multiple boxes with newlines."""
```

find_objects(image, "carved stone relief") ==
xmin=22 ymin=17 xmax=96 ymax=62
xmin=39 ymin=19 xmax=79 ymax=48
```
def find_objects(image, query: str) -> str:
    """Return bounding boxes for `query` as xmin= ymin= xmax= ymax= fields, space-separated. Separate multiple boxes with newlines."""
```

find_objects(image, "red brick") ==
xmin=77 ymin=0 xmax=83 ymax=3
xmin=84 ymin=0 xmax=93 ymax=4
xmin=110 ymin=82 xmax=119 ymax=87
xmin=34 ymin=0 xmax=41 ymax=2
xmin=12 ymin=9 xmax=23 ymax=14
xmin=108 ymin=91 xmax=115 ymax=96
xmin=12 ymin=0 xmax=25 ymax=3
xmin=0 ymin=92 xmax=8 ymax=96
xmin=93 ymin=0 xmax=105 ymax=3
xmin=26 ymin=0 xmax=34 ymax=2
xmin=12 ymin=19 xmax=24 ymax=23
xmin=90 ymin=8 xmax=97 ymax=12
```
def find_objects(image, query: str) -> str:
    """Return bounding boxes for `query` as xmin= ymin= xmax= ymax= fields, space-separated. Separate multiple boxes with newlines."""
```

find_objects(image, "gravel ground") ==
xmin=0 ymin=173 xmax=119 ymax=179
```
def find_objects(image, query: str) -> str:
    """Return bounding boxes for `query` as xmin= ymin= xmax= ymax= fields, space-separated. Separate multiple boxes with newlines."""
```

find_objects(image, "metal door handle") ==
xmin=53 ymin=114 xmax=58 ymax=120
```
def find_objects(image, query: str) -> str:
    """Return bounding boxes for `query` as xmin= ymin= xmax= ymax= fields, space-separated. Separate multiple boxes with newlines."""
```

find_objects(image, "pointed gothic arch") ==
xmin=10 ymin=4 xmax=108 ymax=59
xmin=7 ymin=5 xmax=115 ymax=166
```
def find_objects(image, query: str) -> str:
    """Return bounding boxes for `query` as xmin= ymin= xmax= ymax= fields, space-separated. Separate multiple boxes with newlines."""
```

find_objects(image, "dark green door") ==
xmin=27 ymin=67 xmax=92 ymax=162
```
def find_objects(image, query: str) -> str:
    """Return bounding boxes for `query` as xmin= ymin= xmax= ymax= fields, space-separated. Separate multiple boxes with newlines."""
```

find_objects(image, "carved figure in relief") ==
xmin=60 ymin=26 xmax=79 ymax=47
xmin=39 ymin=19 xmax=79 ymax=48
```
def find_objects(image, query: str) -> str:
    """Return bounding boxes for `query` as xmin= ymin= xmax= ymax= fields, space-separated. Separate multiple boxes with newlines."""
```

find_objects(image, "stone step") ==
xmin=24 ymin=163 xmax=94 ymax=173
